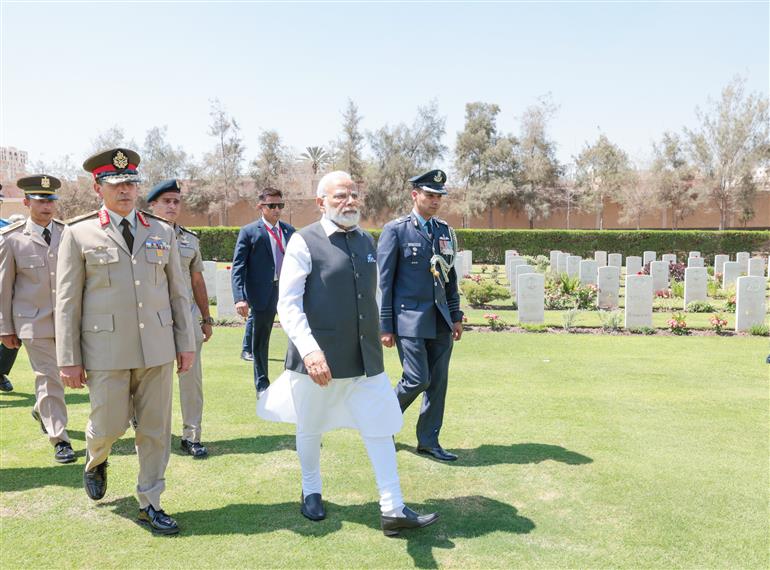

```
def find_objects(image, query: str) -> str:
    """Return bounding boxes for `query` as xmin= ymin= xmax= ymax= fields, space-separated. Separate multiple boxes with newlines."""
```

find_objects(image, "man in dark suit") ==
xmin=231 ymin=188 xmax=295 ymax=396
xmin=377 ymin=170 xmax=463 ymax=462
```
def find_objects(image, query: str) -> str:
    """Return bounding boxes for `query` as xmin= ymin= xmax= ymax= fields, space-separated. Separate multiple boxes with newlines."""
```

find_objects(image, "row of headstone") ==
xmin=216 ymin=268 xmax=236 ymax=318
xmin=455 ymin=250 xmax=473 ymax=278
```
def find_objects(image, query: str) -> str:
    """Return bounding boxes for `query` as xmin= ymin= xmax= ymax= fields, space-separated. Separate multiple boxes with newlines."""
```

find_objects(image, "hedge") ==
xmin=192 ymin=226 xmax=770 ymax=264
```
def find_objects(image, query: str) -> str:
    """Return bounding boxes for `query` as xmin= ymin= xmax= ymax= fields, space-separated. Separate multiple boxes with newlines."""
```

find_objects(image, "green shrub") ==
xmin=629 ymin=327 xmax=657 ymax=335
xmin=460 ymin=280 xmax=510 ymax=307
xmin=520 ymin=323 xmax=548 ymax=332
xmin=193 ymin=227 xmax=770 ymax=264
xmin=545 ymin=274 xmax=597 ymax=310
xmin=670 ymin=281 xmax=684 ymax=298
xmin=686 ymin=300 xmax=715 ymax=313
xmin=599 ymin=310 xmax=623 ymax=332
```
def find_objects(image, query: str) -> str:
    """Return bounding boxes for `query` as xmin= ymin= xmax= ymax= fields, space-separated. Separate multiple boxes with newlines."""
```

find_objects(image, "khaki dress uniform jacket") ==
xmin=0 ymin=218 xmax=69 ymax=444
xmin=176 ymin=225 xmax=205 ymax=443
xmin=55 ymin=208 xmax=194 ymax=509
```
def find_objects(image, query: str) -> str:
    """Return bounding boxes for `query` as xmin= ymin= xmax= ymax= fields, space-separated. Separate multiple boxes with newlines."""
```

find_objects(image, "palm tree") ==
xmin=300 ymin=146 xmax=329 ymax=175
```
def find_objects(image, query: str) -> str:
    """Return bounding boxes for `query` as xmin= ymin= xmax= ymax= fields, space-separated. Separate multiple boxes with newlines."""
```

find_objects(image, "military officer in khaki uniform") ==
xmin=56 ymin=148 xmax=195 ymax=535
xmin=0 ymin=175 xmax=75 ymax=463
xmin=147 ymin=178 xmax=213 ymax=458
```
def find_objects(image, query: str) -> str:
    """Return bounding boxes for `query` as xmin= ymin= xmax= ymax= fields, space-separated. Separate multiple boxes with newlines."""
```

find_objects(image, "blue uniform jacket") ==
xmin=377 ymin=212 xmax=463 ymax=338
xmin=231 ymin=219 xmax=295 ymax=311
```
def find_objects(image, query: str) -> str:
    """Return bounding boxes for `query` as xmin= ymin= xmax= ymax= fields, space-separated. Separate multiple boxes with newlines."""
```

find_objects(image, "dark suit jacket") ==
xmin=231 ymin=219 xmax=295 ymax=311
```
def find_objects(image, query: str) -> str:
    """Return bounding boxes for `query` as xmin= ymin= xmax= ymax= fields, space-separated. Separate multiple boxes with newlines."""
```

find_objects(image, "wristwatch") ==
xmin=199 ymin=316 xmax=215 ymax=325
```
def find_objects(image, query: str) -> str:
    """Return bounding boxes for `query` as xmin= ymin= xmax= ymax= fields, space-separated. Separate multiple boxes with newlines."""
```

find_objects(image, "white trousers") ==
xmin=296 ymin=431 xmax=404 ymax=514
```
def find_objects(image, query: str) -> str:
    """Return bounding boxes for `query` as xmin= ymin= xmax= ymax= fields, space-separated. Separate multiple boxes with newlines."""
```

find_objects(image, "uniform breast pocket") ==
xmin=16 ymin=255 xmax=45 ymax=284
xmin=84 ymin=247 xmax=119 ymax=288
xmin=179 ymin=246 xmax=195 ymax=258
xmin=145 ymin=248 xmax=170 ymax=286
xmin=403 ymin=246 xmax=422 ymax=264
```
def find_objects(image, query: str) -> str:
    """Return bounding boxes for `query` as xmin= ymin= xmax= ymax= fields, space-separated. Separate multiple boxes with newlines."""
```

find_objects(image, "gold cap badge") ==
xmin=112 ymin=150 xmax=129 ymax=169
xmin=41 ymin=176 xmax=51 ymax=188
xmin=433 ymin=172 xmax=444 ymax=183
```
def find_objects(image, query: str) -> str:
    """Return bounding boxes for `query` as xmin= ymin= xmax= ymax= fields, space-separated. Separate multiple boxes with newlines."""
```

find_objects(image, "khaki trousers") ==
xmin=178 ymin=339 xmax=204 ymax=442
xmin=85 ymin=362 xmax=173 ymax=509
xmin=23 ymin=338 xmax=69 ymax=445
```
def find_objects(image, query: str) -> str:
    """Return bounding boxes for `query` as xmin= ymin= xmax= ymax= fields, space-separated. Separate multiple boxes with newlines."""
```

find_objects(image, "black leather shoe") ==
xmin=240 ymin=351 xmax=254 ymax=362
xmin=416 ymin=446 xmax=457 ymax=461
xmin=31 ymin=409 xmax=48 ymax=435
xmin=181 ymin=439 xmax=208 ymax=458
xmin=300 ymin=493 xmax=326 ymax=521
xmin=54 ymin=441 xmax=76 ymax=464
xmin=0 ymin=374 xmax=13 ymax=392
xmin=381 ymin=506 xmax=439 ymax=537
xmin=83 ymin=459 xmax=108 ymax=500
xmin=138 ymin=505 xmax=179 ymax=535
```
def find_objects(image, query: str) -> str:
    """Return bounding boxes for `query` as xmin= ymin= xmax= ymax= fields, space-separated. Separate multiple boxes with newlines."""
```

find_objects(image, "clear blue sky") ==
xmin=1 ymin=1 xmax=767 ymax=171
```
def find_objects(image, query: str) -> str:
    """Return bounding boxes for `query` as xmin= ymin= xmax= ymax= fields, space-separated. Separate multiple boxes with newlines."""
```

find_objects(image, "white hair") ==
xmin=316 ymin=170 xmax=353 ymax=198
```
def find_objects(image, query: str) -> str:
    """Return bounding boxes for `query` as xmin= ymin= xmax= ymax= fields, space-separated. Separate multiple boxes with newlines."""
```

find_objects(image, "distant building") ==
xmin=0 ymin=147 xmax=28 ymax=183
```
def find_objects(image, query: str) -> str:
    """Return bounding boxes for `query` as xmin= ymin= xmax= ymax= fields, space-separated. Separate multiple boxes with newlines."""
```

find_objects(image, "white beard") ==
xmin=325 ymin=203 xmax=361 ymax=227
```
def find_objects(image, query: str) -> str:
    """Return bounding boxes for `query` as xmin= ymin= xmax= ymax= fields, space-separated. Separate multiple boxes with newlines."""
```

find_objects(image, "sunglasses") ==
xmin=261 ymin=203 xmax=285 ymax=210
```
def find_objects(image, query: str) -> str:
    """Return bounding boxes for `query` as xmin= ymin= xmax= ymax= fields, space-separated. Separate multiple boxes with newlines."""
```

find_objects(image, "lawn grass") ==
xmin=1 ymin=327 xmax=768 ymax=568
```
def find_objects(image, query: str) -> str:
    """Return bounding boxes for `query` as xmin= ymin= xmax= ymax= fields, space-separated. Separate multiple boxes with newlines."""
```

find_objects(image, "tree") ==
xmin=617 ymin=168 xmax=658 ymax=229
xmin=684 ymin=76 xmax=769 ymax=230
xmin=89 ymin=126 xmax=136 ymax=154
xmin=335 ymin=99 xmax=366 ymax=181
xmin=574 ymin=134 xmax=632 ymax=229
xmin=364 ymin=101 xmax=447 ymax=220
xmin=203 ymin=99 xmax=244 ymax=225
xmin=514 ymin=96 xmax=562 ymax=228
xmin=140 ymin=126 xmax=188 ymax=193
xmin=250 ymin=130 xmax=289 ymax=191
xmin=651 ymin=132 xmax=699 ymax=229
xmin=299 ymin=146 xmax=329 ymax=175
xmin=453 ymin=102 xmax=518 ymax=228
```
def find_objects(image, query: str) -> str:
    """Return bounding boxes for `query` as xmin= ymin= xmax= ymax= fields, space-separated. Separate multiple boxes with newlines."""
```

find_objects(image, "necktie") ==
xmin=120 ymin=219 xmax=134 ymax=253
xmin=42 ymin=228 xmax=51 ymax=246
xmin=424 ymin=219 xmax=433 ymax=237
xmin=265 ymin=224 xmax=284 ymax=279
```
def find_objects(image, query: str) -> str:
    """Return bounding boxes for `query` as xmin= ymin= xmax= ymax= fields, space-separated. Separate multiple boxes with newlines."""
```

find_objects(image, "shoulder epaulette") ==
xmin=64 ymin=210 xmax=99 ymax=225
xmin=178 ymin=224 xmax=198 ymax=237
xmin=53 ymin=218 xmax=65 ymax=226
xmin=139 ymin=209 xmax=172 ymax=224
xmin=0 ymin=220 xmax=24 ymax=235
xmin=434 ymin=217 xmax=448 ymax=226
xmin=395 ymin=215 xmax=411 ymax=224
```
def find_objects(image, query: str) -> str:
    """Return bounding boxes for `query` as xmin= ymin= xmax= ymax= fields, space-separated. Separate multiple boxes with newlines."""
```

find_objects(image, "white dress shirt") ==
xmin=277 ymin=216 xmax=358 ymax=360
xmin=106 ymin=208 xmax=137 ymax=235
xmin=29 ymin=220 xmax=54 ymax=238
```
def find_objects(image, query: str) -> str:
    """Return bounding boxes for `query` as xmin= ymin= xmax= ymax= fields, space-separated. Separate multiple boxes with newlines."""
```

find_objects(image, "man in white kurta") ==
xmin=258 ymin=171 xmax=439 ymax=536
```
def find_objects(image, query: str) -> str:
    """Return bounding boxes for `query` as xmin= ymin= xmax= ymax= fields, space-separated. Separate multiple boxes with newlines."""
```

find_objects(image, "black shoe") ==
xmin=381 ymin=506 xmax=439 ymax=537
xmin=138 ymin=505 xmax=179 ymax=535
xmin=0 ymin=374 xmax=13 ymax=392
xmin=83 ymin=459 xmax=108 ymax=500
xmin=300 ymin=493 xmax=326 ymax=521
xmin=256 ymin=379 xmax=270 ymax=398
xmin=416 ymin=446 xmax=458 ymax=461
xmin=240 ymin=351 xmax=254 ymax=362
xmin=181 ymin=439 xmax=208 ymax=458
xmin=54 ymin=441 xmax=76 ymax=464
xmin=31 ymin=409 xmax=48 ymax=435
xmin=130 ymin=416 xmax=137 ymax=430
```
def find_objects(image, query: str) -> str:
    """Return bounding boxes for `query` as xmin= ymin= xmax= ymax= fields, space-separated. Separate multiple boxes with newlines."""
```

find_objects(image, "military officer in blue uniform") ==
xmin=377 ymin=169 xmax=463 ymax=462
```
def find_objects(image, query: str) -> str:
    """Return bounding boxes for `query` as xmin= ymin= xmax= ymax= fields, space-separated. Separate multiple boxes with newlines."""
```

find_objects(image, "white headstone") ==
xmin=515 ymin=264 xmax=535 ymax=307
xmin=549 ymin=250 xmax=561 ymax=274
xmin=608 ymin=253 xmax=622 ymax=268
xmin=722 ymin=261 xmax=741 ymax=290
xmin=643 ymin=251 xmax=656 ymax=265
xmin=624 ymin=275 xmax=653 ymax=328
xmin=203 ymin=261 xmax=217 ymax=296
xmin=504 ymin=250 xmax=518 ymax=265
xmin=463 ymin=250 xmax=473 ymax=276
xmin=216 ymin=269 xmax=236 ymax=318
xmin=684 ymin=267 xmax=708 ymax=307
xmin=566 ymin=255 xmax=581 ymax=278
xmin=507 ymin=256 xmax=527 ymax=295
xmin=736 ymin=251 xmax=750 ymax=274
xmin=687 ymin=257 xmax=704 ymax=268
xmin=455 ymin=251 xmax=472 ymax=278
xmin=748 ymin=257 xmax=766 ymax=277
xmin=557 ymin=252 xmax=569 ymax=275
xmin=579 ymin=260 xmax=598 ymax=286
xmin=594 ymin=251 xmax=607 ymax=266
xmin=661 ymin=254 xmax=677 ymax=265
xmin=714 ymin=254 xmax=729 ymax=276
xmin=735 ymin=276 xmax=767 ymax=331
xmin=650 ymin=260 xmax=669 ymax=293
xmin=597 ymin=266 xmax=620 ymax=310
xmin=626 ymin=256 xmax=642 ymax=277
xmin=517 ymin=272 xmax=545 ymax=324
xmin=689 ymin=251 xmax=701 ymax=259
